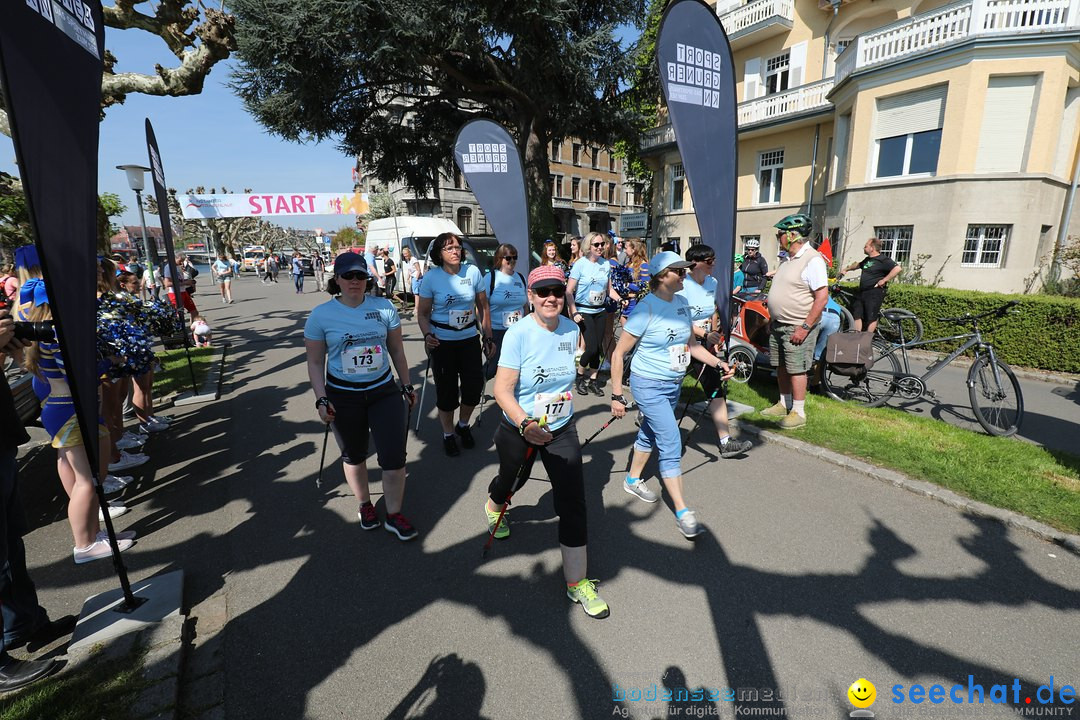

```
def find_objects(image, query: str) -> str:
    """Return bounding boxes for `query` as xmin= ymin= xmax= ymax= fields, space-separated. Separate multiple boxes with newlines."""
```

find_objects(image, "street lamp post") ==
xmin=116 ymin=164 xmax=157 ymax=298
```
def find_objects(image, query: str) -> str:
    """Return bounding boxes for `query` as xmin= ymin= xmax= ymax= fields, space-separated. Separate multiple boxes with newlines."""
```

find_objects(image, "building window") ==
xmin=591 ymin=147 xmax=599 ymax=169
xmin=874 ymin=226 xmax=913 ymax=264
xmin=588 ymin=180 xmax=601 ymax=202
xmin=765 ymin=51 xmax=790 ymax=95
xmin=835 ymin=39 xmax=850 ymax=57
xmin=550 ymin=175 xmax=564 ymax=198
xmin=454 ymin=170 xmax=465 ymax=189
xmin=457 ymin=207 xmax=472 ymax=234
xmin=609 ymin=153 xmax=616 ymax=173
xmin=757 ymin=150 xmax=784 ymax=204
xmin=876 ymin=129 xmax=942 ymax=178
xmin=670 ymin=163 xmax=685 ymax=211
xmin=572 ymin=143 xmax=581 ymax=166
xmin=689 ymin=237 xmax=702 ymax=246
xmin=962 ymin=225 xmax=1009 ymax=267
xmin=608 ymin=182 xmax=616 ymax=204
xmin=551 ymin=141 xmax=561 ymax=162
xmin=572 ymin=177 xmax=581 ymax=200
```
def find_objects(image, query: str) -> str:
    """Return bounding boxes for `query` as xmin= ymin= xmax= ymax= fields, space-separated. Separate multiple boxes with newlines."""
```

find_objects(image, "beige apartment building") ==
xmin=641 ymin=0 xmax=1080 ymax=292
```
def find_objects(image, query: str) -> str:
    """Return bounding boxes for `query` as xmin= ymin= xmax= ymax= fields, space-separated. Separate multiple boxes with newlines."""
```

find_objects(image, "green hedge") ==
xmin=870 ymin=285 xmax=1080 ymax=373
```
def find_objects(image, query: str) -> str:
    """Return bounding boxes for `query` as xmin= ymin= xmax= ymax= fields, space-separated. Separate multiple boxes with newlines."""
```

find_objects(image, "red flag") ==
xmin=819 ymin=236 xmax=834 ymax=265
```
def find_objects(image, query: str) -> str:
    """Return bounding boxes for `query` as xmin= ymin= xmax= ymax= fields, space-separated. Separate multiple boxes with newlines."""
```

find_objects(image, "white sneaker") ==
xmin=98 ymin=501 xmax=129 ymax=521
xmin=108 ymin=451 xmax=148 ymax=472
xmin=117 ymin=434 xmax=145 ymax=450
xmin=74 ymin=538 xmax=134 ymax=564
xmin=139 ymin=420 xmax=169 ymax=434
xmin=96 ymin=528 xmax=136 ymax=542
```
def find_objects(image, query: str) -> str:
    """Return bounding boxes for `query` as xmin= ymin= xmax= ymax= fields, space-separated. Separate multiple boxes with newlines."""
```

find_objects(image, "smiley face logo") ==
xmin=848 ymin=679 xmax=877 ymax=709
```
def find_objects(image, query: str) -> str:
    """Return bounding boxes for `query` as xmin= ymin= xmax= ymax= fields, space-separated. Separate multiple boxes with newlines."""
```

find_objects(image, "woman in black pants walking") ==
xmin=565 ymin=232 xmax=618 ymax=397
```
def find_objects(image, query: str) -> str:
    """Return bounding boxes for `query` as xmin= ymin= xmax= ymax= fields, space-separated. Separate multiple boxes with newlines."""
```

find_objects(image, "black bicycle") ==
xmin=828 ymin=283 xmax=923 ymax=342
xmin=822 ymin=300 xmax=1024 ymax=436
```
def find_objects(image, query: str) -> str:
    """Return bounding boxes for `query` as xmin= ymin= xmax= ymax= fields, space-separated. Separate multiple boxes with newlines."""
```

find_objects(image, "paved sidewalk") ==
xmin=12 ymin=277 xmax=1080 ymax=719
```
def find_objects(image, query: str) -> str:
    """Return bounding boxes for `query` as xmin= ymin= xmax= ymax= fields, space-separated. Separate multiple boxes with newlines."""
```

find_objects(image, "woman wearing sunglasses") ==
xmin=486 ymin=264 xmax=609 ymax=619
xmin=566 ymin=231 xmax=619 ymax=397
xmin=609 ymin=251 xmax=735 ymax=539
xmin=304 ymin=252 xmax=418 ymax=540
xmin=677 ymin=245 xmax=752 ymax=459
xmin=417 ymin=232 xmax=493 ymax=457
xmin=483 ymin=244 xmax=529 ymax=381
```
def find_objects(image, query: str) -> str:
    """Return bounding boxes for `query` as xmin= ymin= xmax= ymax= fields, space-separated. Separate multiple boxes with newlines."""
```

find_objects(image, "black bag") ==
xmin=825 ymin=331 xmax=876 ymax=378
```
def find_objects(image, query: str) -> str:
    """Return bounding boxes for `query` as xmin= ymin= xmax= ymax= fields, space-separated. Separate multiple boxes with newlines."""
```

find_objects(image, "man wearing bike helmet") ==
xmin=761 ymin=213 xmax=828 ymax=429
xmin=740 ymin=238 xmax=768 ymax=293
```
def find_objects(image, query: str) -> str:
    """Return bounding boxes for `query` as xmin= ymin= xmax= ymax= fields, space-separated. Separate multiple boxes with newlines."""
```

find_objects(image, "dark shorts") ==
xmin=326 ymin=382 xmax=407 ymax=470
xmin=851 ymin=286 xmax=886 ymax=325
xmin=431 ymin=336 xmax=484 ymax=412
xmin=689 ymin=361 xmax=728 ymax=400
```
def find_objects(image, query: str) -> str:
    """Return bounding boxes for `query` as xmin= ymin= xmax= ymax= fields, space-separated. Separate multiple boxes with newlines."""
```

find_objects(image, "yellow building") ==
xmin=642 ymin=0 xmax=1080 ymax=292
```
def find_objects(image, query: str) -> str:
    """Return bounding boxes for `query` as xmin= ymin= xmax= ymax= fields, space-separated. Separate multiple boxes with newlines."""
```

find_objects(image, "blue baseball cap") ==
xmin=333 ymin=252 xmax=369 ymax=277
xmin=650 ymin=250 xmax=692 ymax=276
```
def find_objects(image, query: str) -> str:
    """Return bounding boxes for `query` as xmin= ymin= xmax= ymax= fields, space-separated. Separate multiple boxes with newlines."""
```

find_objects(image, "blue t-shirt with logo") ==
xmin=419 ymin=264 xmax=485 ymax=340
xmin=484 ymin=270 xmax=528 ymax=331
xmin=304 ymin=296 xmax=401 ymax=390
xmin=569 ymin=257 xmax=611 ymax=315
xmin=676 ymin=274 xmax=718 ymax=332
xmin=497 ymin=315 xmax=580 ymax=431
xmin=624 ymin=293 xmax=694 ymax=382
xmin=733 ymin=269 xmax=745 ymax=291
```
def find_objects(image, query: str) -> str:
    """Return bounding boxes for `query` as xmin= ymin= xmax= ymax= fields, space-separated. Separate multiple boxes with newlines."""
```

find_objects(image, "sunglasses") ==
xmin=532 ymin=285 xmax=567 ymax=298
xmin=339 ymin=271 xmax=368 ymax=281
xmin=505 ymin=256 xmax=518 ymax=261
xmin=591 ymin=242 xmax=605 ymax=248
xmin=666 ymin=268 xmax=687 ymax=278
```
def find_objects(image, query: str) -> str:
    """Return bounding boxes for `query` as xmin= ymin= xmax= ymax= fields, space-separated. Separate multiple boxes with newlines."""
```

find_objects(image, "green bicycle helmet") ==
xmin=774 ymin=213 xmax=813 ymax=238
xmin=734 ymin=253 xmax=744 ymax=264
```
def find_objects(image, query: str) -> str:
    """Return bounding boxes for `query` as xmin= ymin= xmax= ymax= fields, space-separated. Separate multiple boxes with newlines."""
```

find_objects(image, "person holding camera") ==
xmin=305 ymin=252 xmax=418 ymax=540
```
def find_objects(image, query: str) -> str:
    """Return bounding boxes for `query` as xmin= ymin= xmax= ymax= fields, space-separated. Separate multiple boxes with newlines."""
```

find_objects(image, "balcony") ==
xmin=835 ymin=0 xmax=1080 ymax=85
xmin=639 ymin=124 xmax=677 ymax=155
xmin=585 ymin=202 xmax=610 ymax=214
xmin=719 ymin=0 xmax=795 ymax=49
xmin=739 ymin=78 xmax=834 ymax=127
xmin=552 ymin=198 xmax=574 ymax=210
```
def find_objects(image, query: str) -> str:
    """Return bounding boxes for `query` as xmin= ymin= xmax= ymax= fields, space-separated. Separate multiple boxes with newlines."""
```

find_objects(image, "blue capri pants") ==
xmin=629 ymin=373 xmax=684 ymax=480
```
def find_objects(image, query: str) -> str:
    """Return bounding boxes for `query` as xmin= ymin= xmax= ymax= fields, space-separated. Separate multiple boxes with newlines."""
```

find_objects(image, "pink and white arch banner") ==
xmin=180 ymin=191 xmax=369 ymax=219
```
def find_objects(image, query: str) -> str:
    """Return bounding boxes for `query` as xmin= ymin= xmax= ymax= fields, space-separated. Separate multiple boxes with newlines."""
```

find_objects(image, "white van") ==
xmin=365 ymin=216 xmax=463 ymax=272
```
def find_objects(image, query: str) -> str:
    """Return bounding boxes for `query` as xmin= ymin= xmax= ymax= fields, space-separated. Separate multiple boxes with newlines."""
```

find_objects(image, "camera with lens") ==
xmin=0 ymin=297 xmax=55 ymax=343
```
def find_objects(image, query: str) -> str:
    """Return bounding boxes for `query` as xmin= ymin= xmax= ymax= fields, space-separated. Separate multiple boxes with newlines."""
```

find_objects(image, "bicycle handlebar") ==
xmin=937 ymin=300 xmax=1019 ymax=325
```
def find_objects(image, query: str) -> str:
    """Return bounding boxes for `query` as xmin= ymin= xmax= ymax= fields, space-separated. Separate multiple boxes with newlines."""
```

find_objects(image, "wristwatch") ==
xmin=315 ymin=396 xmax=330 ymax=409
xmin=611 ymin=394 xmax=628 ymax=405
xmin=400 ymin=383 xmax=415 ymax=395
xmin=518 ymin=417 xmax=538 ymax=436
xmin=800 ymin=322 xmax=812 ymax=331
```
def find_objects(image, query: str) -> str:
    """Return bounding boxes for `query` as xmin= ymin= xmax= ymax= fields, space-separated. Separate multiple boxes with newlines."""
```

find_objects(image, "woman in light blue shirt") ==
xmin=565 ymin=232 xmax=618 ymax=397
xmin=482 ymin=244 xmax=529 ymax=380
xmin=212 ymin=253 xmax=234 ymax=304
xmin=609 ymin=251 xmax=734 ymax=540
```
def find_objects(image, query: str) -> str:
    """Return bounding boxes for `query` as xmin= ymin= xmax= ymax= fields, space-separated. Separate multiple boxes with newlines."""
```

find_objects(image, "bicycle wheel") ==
xmin=878 ymin=309 xmax=924 ymax=344
xmin=822 ymin=340 xmax=899 ymax=407
xmin=968 ymin=355 xmax=1023 ymax=436
xmin=728 ymin=347 xmax=755 ymax=384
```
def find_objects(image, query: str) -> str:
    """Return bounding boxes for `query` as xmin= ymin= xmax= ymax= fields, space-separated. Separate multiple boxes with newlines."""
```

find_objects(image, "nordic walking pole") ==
xmin=581 ymin=400 xmax=636 ymax=449
xmin=315 ymin=421 xmax=331 ymax=489
xmin=415 ymin=353 xmax=431 ymax=432
xmin=482 ymin=418 xmax=546 ymax=558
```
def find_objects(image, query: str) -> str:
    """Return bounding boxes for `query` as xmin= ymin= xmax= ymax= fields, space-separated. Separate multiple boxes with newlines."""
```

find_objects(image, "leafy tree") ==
xmin=97 ymin=191 xmax=127 ymax=251
xmin=333 ymin=227 xmax=364 ymax=252
xmin=362 ymin=189 xmax=404 ymax=224
xmin=614 ymin=0 xmax=664 ymax=192
xmin=3 ymin=178 xmax=126 ymax=254
xmin=231 ymin=0 xmax=644 ymax=247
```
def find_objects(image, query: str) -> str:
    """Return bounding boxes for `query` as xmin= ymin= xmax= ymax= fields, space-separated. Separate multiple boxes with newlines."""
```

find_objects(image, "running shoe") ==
xmin=384 ymin=513 xmax=418 ymax=541
xmin=116 ymin=434 xmax=145 ymax=450
xmin=358 ymin=502 xmax=381 ymax=530
xmin=96 ymin=528 xmax=137 ymax=542
xmin=566 ymin=578 xmax=610 ymax=619
xmin=108 ymin=451 xmax=148 ymax=472
xmin=779 ymin=411 xmax=807 ymax=429
xmin=588 ymin=379 xmax=604 ymax=397
xmin=139 ymin=419 xmax=169 ymax=434
xmin=720 ymin=438 xmax=753 ymax=458
xmin=676 ymin=509 xmax=703 ymax=539
xmin=73 ymin=538 xmax=134 ymax=564
xmin=760 ymin=401 xmax=789 ymax=417
xmin=443 ymin=434 xmax=461 ymax=457
xmin=576 ymin=376 xmax=588 ymax=396
xmin=623 ymin=477 xmax=658 ymax=503
xmin=107 ymin=474 xmax=134 ymax=487
xmin=485 ymin=501 xmax=510 ymax=539
xmin=455 ymin=423 xmax=475 ymax=449
xmin=101 ymin=477 xmax=128 ymax=495
xmin=98 ymin=501 xmax=129 ymax=521
xmin=149 ymin=415 xmax=172 ymax=425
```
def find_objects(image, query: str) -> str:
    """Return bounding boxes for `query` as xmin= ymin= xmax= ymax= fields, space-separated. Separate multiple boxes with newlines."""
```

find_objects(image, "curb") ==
xmin=733 ymin=421 xmax=1080 ymax=557
xmin=172 ymin=342 xmax=229 ymax=407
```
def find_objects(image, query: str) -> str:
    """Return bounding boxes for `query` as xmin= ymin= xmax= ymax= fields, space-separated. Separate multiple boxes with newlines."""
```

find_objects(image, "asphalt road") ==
xmin=13 ymin=275 xmax=1080 ymax=720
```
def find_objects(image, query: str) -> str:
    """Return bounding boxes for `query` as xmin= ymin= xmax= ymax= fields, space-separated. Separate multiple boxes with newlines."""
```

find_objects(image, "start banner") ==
xmin=180 ymin=192 xmax=370 ymax=219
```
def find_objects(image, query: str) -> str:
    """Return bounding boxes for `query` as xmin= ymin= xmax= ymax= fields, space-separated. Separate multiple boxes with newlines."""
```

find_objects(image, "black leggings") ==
xmin=577 ymin=312 xmax=606 ymax=371
xmin=326 ymin=383 xmax=407 ymax=470
xmin=488 ymin=420 xmax=587 ymax=547
xmin=431 ymin=336 xmax=484 ymax=412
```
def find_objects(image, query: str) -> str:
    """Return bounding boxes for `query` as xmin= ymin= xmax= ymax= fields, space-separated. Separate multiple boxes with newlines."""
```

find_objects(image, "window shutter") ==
xmin=744 ymin=58 xmax=761 ymax=101
xmin=788 ymin=41 xmax=807 ymax=88
xmin=874 ymin=85 xmax=947 ymax=139
xmin=975 ymin=75 xmax=1037 ymax=173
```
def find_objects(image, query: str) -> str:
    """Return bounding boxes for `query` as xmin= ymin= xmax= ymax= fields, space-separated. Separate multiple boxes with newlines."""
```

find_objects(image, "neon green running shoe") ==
xmin=485 ymin=502 xmax=509 ymax=539
xmin=567 ymin=578 xmax=610 ymax=619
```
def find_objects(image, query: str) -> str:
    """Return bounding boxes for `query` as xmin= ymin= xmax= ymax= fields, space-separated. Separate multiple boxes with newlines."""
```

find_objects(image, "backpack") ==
xmin=824 ymin=331 xmax=877 ymax=377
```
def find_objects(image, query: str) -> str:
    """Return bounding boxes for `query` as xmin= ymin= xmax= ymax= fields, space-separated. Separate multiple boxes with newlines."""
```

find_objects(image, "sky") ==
xmin=2 ymin=18 xmax=642 ymax=236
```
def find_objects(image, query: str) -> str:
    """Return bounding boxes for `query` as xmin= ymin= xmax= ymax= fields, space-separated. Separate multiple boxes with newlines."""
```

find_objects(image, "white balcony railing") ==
xmin=738 ymin=78 xmax=834 ymax=126
xmin=640 ymin=124 xmax=676 ymax=153
xmin=552 ymin=198 xmax=574 ymax=209
xmin=719 ymin=0 xmax=795 ymax=38
xmin=836 ymin=0 xmax=1080 ymax=84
